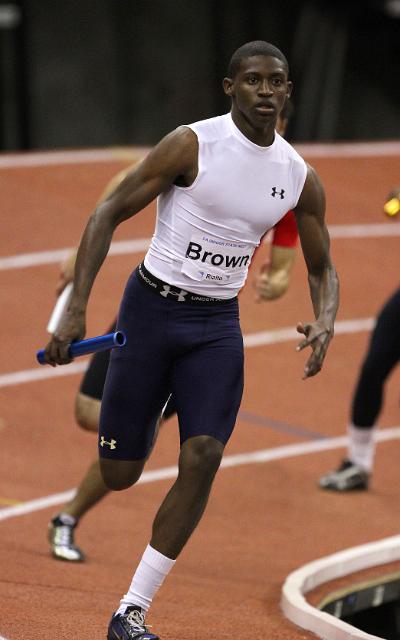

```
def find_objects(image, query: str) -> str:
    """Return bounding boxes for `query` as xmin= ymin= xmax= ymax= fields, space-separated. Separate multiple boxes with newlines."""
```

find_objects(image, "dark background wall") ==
xmin=0 ymin=0 xmax=399 ymax=150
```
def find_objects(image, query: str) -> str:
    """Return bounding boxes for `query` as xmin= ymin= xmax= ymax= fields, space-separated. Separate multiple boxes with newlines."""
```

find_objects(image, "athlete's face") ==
xmin=223 ymin=55 xmax=292 ymax=135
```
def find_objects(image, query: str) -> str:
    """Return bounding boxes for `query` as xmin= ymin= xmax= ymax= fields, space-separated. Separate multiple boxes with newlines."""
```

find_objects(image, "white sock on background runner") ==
xmin=117 ymin=544 xmax=176 ymax=614
xmin=58 ymin=512 xmax=77 ymax=526
xmin=348 ymin=423 xmax=376 ymax=472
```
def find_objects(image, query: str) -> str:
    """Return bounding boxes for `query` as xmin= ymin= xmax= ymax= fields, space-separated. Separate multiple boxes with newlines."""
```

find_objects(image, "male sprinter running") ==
xmin=48 ymin=103 xmax=298 ymax=563
xmin=319 ymin=186 xmax=400 ymax=491
xmin=44 ymin=41 xmax=339 ymax=640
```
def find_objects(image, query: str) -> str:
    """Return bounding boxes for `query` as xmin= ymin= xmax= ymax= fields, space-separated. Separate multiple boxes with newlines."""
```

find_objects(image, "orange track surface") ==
xmin=0 ymin=149 xmax=399 ymax=639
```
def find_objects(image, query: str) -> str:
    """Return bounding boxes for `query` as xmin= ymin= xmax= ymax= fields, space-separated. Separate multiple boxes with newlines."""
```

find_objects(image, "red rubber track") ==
xmin=0 ymin=149 xmax=399 ymax=639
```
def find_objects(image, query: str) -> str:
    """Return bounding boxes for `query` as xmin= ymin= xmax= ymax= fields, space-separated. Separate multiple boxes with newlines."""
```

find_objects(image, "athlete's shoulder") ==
xmin=184 ymin=113 xmax=231 ymax=143
xmin=274 ymin=132 xmax=306 ymax=166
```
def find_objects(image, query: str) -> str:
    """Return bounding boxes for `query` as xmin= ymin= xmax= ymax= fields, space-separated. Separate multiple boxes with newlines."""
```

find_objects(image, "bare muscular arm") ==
xmin=294 ymin=164 xmax=339 ymax=378
xmin=44 ymin=126 xmax=198 ymax=365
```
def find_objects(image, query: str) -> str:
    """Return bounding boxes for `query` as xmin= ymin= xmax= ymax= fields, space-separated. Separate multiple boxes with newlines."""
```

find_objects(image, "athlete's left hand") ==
xmin=296 ymin=320 xmax=333 ymax=379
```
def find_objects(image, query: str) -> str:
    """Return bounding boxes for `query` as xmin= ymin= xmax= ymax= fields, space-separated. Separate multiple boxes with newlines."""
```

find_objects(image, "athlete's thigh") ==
xmin=99 ymin=272 xmax=171 ymax=461
xmin=171 ymin=305 xmax=244 ymax=446
xmin=80 ymin=321 xmax=117 ymax=400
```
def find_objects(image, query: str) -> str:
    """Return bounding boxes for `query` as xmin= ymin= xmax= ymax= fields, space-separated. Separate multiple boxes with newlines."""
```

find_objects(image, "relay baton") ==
xmin=47 ymin=282 xmax=73 ymax=334
xmin=36 ymin=331 xmax=126 ymax=365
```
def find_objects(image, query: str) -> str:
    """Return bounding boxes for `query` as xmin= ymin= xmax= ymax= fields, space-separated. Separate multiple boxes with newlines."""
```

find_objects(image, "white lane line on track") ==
xmin=0 ymin=317 xmax=375 ymax=389
xmin=243 ymin=317 xmax=374 ymax=348
xmin=0 ymin=140 xmax=398 ymax=168
xmin=327 ymin=223 xmax=400 ymax=239
xmin=0 ymin=147 xmax=150 ymax=168
xmin=1 ymin=223 xmax=400 ymax=271
xmin=0 ymin=426 xmax=399 ymax=523
xmin=295 ymin=140 xmax=400 ymax=158
xmin=0 ymin=238 xmax=151 ymax=270
xmin=0 ymin=360 xmax=88 ymax=388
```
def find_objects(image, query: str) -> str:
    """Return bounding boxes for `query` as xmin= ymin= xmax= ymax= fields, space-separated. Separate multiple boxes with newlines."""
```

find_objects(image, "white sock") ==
xmin=58 ymin=512 xmax=77 ymax=526
xmin=348 ymin=424 xmax=376 ymax=472
xmin=117 ymin=544 xmax=176 ymax=614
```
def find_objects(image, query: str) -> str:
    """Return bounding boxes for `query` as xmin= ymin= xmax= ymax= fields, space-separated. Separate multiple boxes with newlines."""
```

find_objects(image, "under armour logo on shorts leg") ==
xmin=100 ymin=436 xmax=117 ymax=449
xmin=160 ymin=285 xmax=188 ymax=302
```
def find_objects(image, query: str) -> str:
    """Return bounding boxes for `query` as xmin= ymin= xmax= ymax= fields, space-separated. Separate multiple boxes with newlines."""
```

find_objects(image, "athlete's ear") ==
xmin=223 ymin=77 xmax=234 ymax=97
xmin=286 ymin=81 xmax=293 ymax=99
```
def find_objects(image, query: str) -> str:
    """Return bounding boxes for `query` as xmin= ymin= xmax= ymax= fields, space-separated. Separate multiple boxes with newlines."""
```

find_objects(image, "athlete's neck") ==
xmin=230 ymin=109 xmax=276 ymax=147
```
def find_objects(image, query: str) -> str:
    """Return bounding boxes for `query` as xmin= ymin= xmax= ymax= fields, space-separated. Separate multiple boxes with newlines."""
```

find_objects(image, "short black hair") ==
xmin=227 ymin=40 xmax=289 ymax=78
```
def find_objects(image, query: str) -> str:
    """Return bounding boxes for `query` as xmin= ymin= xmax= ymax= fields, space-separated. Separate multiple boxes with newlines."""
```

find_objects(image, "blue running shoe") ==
xmin=107 ymin=606 xmax=159 ymax=640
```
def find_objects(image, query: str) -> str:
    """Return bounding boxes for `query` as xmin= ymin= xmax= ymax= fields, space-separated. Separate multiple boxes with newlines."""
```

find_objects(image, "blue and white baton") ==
xmin=36 ymin=331 xmax=126 ymax=365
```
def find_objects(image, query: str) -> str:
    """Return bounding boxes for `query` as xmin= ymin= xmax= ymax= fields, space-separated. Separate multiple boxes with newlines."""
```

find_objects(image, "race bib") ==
xmin=181 ymin=233 xmax=255 ymax=285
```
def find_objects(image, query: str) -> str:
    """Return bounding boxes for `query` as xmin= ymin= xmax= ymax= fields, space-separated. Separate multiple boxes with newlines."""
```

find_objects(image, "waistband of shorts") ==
xmin=136 ymin=262 xmax=237 ymax=306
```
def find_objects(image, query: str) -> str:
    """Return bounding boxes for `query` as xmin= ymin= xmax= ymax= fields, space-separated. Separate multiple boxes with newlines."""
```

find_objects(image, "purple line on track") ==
xmin=238 ymin=410 xmax=326 ymax=440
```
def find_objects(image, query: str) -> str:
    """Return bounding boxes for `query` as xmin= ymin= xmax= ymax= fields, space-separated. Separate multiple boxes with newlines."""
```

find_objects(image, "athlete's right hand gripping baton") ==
xmin=36 ymin=331 xmax=126 ymax=365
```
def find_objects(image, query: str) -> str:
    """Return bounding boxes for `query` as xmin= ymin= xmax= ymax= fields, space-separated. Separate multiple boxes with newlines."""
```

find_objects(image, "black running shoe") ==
xmin=318 ymin=459 xmax=369 ymax=491
xmin=48 ymin=515 xmax=84 ymax=562
xmin=107 ymin=606 xmax=159 ymax=640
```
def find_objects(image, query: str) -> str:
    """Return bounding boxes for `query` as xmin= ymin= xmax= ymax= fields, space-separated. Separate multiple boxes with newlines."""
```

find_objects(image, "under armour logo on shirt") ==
xmin=160 ymin=285 xmax=188 ymax=302
xmin=271 ymin=187 xmax=285 ymax=199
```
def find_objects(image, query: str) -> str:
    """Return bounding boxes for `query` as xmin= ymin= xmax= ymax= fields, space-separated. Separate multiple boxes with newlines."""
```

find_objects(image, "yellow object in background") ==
xmin=384 ymin=197 xmax=400 ymax=217
xmin=383 ymin=188 xmax=400 ymax=217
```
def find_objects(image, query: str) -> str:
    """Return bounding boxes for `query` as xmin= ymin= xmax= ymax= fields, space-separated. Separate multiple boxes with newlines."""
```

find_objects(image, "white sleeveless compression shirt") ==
xmin=144 ymin=112 xmax=307 ymax=298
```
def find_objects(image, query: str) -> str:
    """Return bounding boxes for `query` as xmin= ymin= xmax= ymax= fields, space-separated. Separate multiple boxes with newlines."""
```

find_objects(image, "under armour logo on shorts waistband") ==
xmin=136 ymin=262 xmax=235 ymax=305
xmin=160 ymin=285 xmax=188 ymax=302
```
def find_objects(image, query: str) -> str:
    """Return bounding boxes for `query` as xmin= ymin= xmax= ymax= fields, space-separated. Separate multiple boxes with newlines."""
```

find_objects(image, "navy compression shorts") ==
xmin=98 ymin=264 xmax=244 ymax=461
xmin=79 ymin=322 xmax=117 ymax=400
xmin=79 ymin=320 xmax=177 ymax=420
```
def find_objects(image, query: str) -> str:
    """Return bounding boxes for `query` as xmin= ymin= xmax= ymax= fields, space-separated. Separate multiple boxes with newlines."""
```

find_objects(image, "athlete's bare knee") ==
xmin=180 ymin=436 xmax=224 ymax=480
xmin=75 ymin=393 xmax=100 ymax=432
xmin=100 ymin=458 xmax=145 ymax=491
